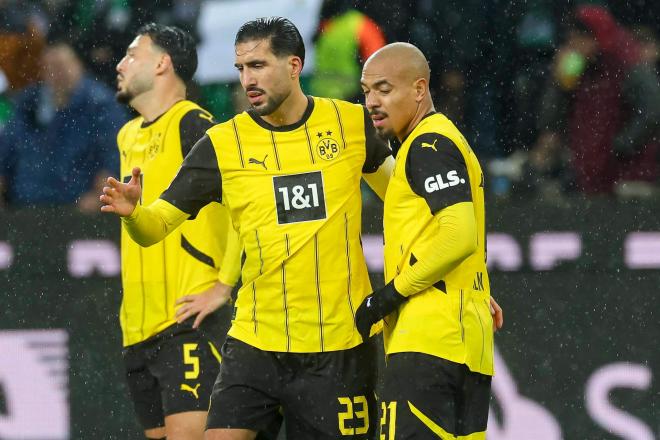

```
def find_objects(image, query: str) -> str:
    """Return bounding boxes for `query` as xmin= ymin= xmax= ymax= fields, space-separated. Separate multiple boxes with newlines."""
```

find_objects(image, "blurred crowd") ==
xmin=0 ymin=0 xmax=659 ymax=211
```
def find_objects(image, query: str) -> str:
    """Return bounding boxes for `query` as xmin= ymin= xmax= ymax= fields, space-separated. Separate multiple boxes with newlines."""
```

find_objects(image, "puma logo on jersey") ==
xmin=180 ymin=383 xmax=200 ymax=399
xmin=249 ymin=154 xmax=268 ymax=169
xmin=425 ymin=171 xmax=465 ymax=193
xmin=421 ymin=139 xmax=438 ymax=151
xmin=197 ymin=111 xmax=214 ymax=123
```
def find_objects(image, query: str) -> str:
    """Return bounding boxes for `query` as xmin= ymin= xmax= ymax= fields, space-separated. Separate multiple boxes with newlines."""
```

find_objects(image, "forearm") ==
xmin=394 ymin=202 xmax=477 ymax=296
xmin=363 ymin=155 xmax=394 ymax=200
xmin=122 ymin=198 xmax=189 ymax=246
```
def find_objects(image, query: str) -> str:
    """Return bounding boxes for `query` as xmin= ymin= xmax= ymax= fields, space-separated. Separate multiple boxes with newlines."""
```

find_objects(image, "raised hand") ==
xmin=100 ymin=167 xmax=142 ymax=216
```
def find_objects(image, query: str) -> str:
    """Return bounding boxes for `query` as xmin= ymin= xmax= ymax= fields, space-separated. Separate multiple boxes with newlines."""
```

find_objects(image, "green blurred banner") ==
xmin=0 ymin=200 xmax=658 ymax=439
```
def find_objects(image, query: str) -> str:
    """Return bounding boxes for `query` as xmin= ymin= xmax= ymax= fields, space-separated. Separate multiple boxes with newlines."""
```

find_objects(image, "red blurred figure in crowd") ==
xmin=534 ymin=5 xmax=660 ymax=195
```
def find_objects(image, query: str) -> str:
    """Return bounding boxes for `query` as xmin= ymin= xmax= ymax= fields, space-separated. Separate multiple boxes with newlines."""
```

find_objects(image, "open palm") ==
xmin=100 ymin=167 xmax=143 ymax=217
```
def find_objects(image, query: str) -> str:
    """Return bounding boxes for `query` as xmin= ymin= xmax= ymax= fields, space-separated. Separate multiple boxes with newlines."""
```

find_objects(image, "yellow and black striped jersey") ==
xmin=118 ymin=100 xmax=237 ymax=347
xmin=162 ymin=96 xmax=391 ymax=352
xmin=383 ymin=112 xmax=494 ymax=375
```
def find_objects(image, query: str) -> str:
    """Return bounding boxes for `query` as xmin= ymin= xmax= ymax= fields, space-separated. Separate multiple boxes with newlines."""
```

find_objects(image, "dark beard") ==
xmin=248 ymin=87 xmax=291 ymax=116
xmin=250 ymin=96 xmax=280 ymax=116
xmin=115 ymin=89 xmax=133 ymax=105
xmin=375 ymin=125 xmax=395 ymax=142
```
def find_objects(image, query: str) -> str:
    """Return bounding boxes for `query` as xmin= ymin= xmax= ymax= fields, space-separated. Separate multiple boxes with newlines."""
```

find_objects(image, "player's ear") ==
xmin=414 ymin=78 xmax=427 ymax=103
xmin=289 ymin=55 xmax=303 ymax=78
xmin=155 ymin=53 xmax=172 ymax=76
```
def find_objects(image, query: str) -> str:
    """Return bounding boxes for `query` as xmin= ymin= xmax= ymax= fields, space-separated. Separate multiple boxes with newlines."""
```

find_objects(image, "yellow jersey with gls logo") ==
xmin=162 ymin=96 xmax=391 ymax=352
xmin=383 ymin=112 xmax=494 ymax=376
xmin=118 ymin=100 xmax=235 ymax=347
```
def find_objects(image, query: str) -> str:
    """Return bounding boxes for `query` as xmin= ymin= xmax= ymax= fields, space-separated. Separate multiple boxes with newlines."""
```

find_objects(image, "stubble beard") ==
xmin=250 ymin=89 xmax=289 ymax=116
xmin=115 ymin=75 xmax=153 ymax=106
xmin=251 ymin=98 xmax=277 ymax=116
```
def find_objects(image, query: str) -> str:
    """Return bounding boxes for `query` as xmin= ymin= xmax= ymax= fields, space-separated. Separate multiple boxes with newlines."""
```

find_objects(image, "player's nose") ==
xmin=239 ymin=69 xmax=255 ymax=87
xmin=116 ymin=57 xmax=126 ymax=73
xmin=365 ymin=92 xmax=379 ymax=110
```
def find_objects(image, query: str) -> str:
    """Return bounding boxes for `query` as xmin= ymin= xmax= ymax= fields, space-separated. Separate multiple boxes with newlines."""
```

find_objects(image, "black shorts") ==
xmin=122 ymin=321 xmax=221 ymax=430
xmin=207 ymin=337 xmax=377 ymax=439
xmin=379 ymin=353 xmax=491 ymax=439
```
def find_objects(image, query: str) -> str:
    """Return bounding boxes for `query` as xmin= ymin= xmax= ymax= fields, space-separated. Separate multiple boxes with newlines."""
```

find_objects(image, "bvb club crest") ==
xmin=316 ymin=131 xmax=340 ymax=161
xmin=147 ymin=133 xmax=162 ymax=159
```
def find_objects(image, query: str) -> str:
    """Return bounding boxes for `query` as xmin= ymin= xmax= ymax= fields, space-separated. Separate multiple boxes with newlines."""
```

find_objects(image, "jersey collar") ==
xmin=140 ymin=99 xmax=186 ymax=128
xmin=247 ymin=95 xmax=315 ymax=132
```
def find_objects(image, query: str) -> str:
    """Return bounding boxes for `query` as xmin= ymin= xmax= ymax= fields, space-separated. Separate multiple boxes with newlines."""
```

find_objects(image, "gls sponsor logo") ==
xmin=424 ymin=170 xmax=466 ymax=193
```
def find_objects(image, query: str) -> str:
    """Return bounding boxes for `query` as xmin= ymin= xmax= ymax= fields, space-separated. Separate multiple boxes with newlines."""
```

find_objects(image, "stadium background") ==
xmin=1 ymin=0 xmax=659 ymax=439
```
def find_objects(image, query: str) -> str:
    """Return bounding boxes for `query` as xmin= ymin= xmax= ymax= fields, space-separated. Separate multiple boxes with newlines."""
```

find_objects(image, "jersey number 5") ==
xmin=183 ymin=343 xmax=199 ymax=380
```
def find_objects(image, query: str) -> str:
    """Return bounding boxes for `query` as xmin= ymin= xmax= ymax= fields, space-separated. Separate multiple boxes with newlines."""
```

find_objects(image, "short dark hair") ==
xmin=137 ymin=23 xmax=197 ymax=83
xmin=235 ymin=17 xmax=305 ymax=67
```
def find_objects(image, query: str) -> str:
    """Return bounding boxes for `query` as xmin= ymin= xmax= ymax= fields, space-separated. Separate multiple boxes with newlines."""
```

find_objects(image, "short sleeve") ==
xmin=161 ymin=135 xmax=222 ymax=218
xmin=179 ymin=109 xmax=216 ymax=157
xmin=362 ymin=106 xmax=392 ymax=173
xmin=405 ymin=133 xmax=471 ymax=213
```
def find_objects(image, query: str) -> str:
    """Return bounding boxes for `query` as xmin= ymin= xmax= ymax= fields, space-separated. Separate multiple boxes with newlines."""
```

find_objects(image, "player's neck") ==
xmin=132 ymin=82 xmax=186 ymax=123
xmin=261 ymin=87 xmax=308 ymax=127
xmin=397 ymin=100 xmax=435 ymax=142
